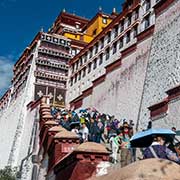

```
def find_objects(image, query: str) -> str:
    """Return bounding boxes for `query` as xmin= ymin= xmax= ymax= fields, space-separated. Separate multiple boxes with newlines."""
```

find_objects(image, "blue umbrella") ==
xmin=79 ymin=109 xmax=87 ymax=113
xmin=175 ymin=130 xmax=180 ymax=136
xmin=130 ymin=128 xmax=176 ymax=147
xmin=69 ymin=121 xmax=80 ymax=128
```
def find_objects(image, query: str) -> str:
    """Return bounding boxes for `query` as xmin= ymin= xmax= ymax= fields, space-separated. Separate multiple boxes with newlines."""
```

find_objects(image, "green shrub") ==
xmin=0 ymin=166 xmax=17 ymax=180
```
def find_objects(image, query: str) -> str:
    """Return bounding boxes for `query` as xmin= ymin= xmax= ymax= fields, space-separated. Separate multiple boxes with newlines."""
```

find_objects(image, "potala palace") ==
xmin=0 ymin=0 xmax=180 ymax=179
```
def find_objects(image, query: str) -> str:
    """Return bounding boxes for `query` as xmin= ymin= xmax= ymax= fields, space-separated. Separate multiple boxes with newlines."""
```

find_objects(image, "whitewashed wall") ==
xmin=138 ymin=0 xmax=180 ymax=130
xmin=82 ymin=94 xmax=92 ymax=109
xmin=165 ymin=99 xmax=180 ymax=129
xmin=81 ymin=37 xmax=153 ymax=125
xmin=19 ymin=107 xmax=39 ymax=180
xmin=152 ymin=99 xmax=180 ymax=129
xmin=0 ymin=41 xmax=40 ymax=170
xmin=0 ymin=91 xmax=25 ymax=168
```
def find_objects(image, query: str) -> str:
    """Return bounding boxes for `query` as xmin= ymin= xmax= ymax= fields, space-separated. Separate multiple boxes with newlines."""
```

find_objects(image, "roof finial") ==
xmin=40 ymin=27 xmax=44 ymax=32
xmin=113 ymin=7 xmax=116 ymax=13
xmin=99 ymin=6 xmax=102 ymax=12
xmin=62 ymin=8 xmax=66 ymax=13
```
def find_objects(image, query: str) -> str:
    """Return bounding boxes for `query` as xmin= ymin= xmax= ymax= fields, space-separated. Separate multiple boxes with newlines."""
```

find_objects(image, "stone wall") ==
xmin=139 ymin=0 xmax=180 ymax=129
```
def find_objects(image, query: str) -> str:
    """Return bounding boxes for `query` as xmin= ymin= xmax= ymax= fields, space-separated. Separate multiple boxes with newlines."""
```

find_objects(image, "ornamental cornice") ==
xmin=35 ymin=58 xmax=68 ymax=70
xmin=38 ymin=47 xmax=72 ymax=59
xmin=34 ymin=70 xmax=67 ymax=81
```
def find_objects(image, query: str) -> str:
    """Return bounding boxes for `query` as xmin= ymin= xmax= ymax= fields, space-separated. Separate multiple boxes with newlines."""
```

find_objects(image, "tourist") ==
xmin=172 ymin=127 xmax=177 ymax=132
xmin=119 ymin=122 xmax=133 ymax=167
xmin=109 ymin=133 xmax=121 ymax=164
xmin=79 ymin=122 xmax=89 ymax=143
xmin=97 ymin=118 xmax=105 ymax=143
xmin=88 ymin=118 xmax=101 ymax=143
xmin=143 ymin=136 xmax=180 ymax=164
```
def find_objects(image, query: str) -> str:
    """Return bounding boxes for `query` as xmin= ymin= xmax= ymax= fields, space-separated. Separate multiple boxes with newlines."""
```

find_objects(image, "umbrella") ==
xmin=61 ymin=110 xmax=68 ymax=115
xmin=69 ymin=121 xmax=80 ymax=129
xmin=130 ymin=128 xmax=176 ymax=147
xmin=175 ymin=130 xmax=180 ymax=136
xmin=79 ymin=109 xmax=87 ymax=113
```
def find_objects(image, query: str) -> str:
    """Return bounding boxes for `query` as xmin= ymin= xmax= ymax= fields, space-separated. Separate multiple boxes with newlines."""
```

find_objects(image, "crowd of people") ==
xmin=50 ymin=106 xmax=180 ymax=167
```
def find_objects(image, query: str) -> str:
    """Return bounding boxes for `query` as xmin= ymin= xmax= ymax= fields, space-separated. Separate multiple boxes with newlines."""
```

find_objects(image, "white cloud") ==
xmin=0 ymin=0 xmax=17 ymax=7
xmin=0 ymin=56 xmax=14 ymax=96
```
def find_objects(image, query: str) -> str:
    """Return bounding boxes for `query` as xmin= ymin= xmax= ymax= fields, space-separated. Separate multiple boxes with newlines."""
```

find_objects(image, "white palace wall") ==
xmin=0 ymin=41 xmax=40 ymax=169
xmin=138 ymin=0 xmax=180 ymax=129
xmin=81 ymin=36 xmax=153 ymax=124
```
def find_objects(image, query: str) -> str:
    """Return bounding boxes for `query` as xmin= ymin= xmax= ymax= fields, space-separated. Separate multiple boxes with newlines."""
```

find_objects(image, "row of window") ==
xmin=70 ymin=4 xmax=152 ymax=86
xmin=41 ymin=34 xmax=71 ymax=47
xmin=71 ymin=24 xmax=138 ymax=74
xmin=70 ymin=17 xmax=152 ymax=86
xmin=71 ymin=10 xmax=141 ymax=73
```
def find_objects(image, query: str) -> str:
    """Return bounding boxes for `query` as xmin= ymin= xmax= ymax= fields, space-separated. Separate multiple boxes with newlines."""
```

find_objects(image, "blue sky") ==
xmin=0 ymin=0 xmax=123 ymax=96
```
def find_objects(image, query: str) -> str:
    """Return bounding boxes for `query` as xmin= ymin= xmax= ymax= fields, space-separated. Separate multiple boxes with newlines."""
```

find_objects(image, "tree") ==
xmin=0 ymin=166 xmax=17 ymax=180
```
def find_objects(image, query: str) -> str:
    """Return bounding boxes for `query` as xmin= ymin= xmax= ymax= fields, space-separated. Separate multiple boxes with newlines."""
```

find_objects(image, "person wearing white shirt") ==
xmin=80 ymin=123 xmax=89 ymax=142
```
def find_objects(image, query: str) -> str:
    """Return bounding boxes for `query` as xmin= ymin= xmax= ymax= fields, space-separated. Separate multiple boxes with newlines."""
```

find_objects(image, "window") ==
xmin=88 ymin=62 xmax=92 ymax=73
xmin=78 ymin=71 xmax=81 ymax=80
xmin=100 ymin=38 xmax=104 ymax=49
xmin=79 ymin=58 xmax=83 ymax=66
xmin=76 ymin=61 xmax=79 ymax=70
xmin=99 ymin=54 xmax=103 ymax=65
xmin=146 ymin=0 xmax=151 ymax=11
xmin=144 ymin=15 xmax=150 ymax=29
xmin=72 ymin=64 xmax=75 ymax=73
xmin=84 ymin=53 xmax=87 ymax=63
xmin=93 ymin=29 xmax=97 ymax=36
xmin=120 ymin=20 xmax=124 ymax=32
xmin=95 ymin=43 xmax=98 ymax=54
xmin=89 ymin=48 xmax=93 ymax=58
xmin=107 ymin=32 xmax=111 ymax=43
xmin=82 ymin=68 xmax=86 ymax=77
xmin=134 ymin=9 xmax=139 ymax=20
xmin=113 ymin=42 xmax=117 ymax=54
xmin=74 ymin=74 xmax=77 ymax=83
xmin=126 ymin=31 xmax=130 ymax=43
xmin=133 ymin=25 xmax=138 ymax=38
xmin=105 ymin=48 xmax=110 ymax=60
xmin=119 ymin=38 xmax=123 ymax=49
xmin=102 ymin=17 xmax=107 ymax=24
xmin=127 ymin=14 xmax=131 ymax=26
xmin=70 ymin=78 xmax=73 ymax=86
xmin=128 ymin=0 xmax=133 ymax=9
xmin=114 ymin=25 xmax=118 ymax=38
xmin=93 ymin=58 xmax=97 ymax=69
